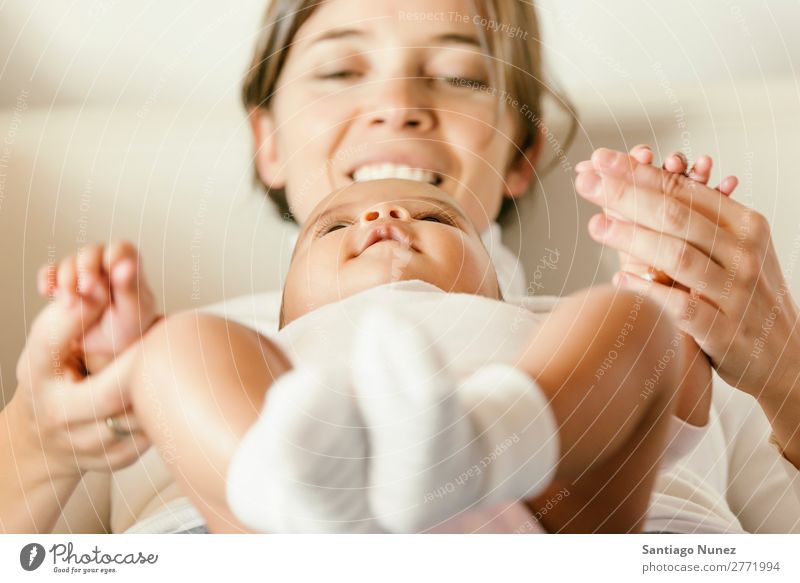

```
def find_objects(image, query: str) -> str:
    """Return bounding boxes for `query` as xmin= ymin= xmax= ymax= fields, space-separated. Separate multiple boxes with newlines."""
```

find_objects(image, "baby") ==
xmin=138 ymin=179 xmax=709 ymax=533
xmin=42 ymin=178 xmax=711 ymax=534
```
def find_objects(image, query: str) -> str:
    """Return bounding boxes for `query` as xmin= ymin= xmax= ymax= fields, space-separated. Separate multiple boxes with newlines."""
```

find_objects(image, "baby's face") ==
xmin=282 ymin=179 xmax=500 ymax=326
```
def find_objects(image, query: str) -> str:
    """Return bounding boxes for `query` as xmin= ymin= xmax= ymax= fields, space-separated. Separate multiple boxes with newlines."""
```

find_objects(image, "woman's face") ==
xmin=252 ymin=0 xmax=535 ymax=232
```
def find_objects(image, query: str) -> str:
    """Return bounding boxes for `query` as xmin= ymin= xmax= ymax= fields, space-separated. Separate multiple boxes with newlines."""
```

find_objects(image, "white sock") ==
xmin=353 ymin=308 xmax=560 ymax=532
xmin=457 ymin=363 xmax=560 ymax=505
xmin=226 ymin=367 xmax=383 ymax=533
xmin=352 ymin=308 xmax=483 ymax=533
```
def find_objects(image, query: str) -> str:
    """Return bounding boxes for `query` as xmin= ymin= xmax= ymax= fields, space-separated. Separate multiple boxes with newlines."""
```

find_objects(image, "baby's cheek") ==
xmin=447 ymin=235 xmax=496 ymax=295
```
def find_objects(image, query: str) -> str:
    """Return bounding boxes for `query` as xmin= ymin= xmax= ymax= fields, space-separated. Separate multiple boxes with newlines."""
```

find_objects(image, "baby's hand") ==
xmin=37 ymin=241 xmax=161 ymax=373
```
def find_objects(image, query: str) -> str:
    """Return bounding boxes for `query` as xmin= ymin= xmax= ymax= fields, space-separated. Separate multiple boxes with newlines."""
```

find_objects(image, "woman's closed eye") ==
xmin=426 ymin=51 xmax=492 ymax=93
xmin=316 ymin=70 xmax=361 ymax=81
xmin=312 ymin=55 xmax=367 ymax=83
xmin=437 ymin=75 xmax=490 ymax=92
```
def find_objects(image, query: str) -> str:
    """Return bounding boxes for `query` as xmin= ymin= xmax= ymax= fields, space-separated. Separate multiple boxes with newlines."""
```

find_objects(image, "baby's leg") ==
xmin=129 ymin=312 xmax=291 ymax=533
xmin=525 ymin=392 xmax=671 ymax=533
xmin=516 ymin=285 xmax=682 ymax=532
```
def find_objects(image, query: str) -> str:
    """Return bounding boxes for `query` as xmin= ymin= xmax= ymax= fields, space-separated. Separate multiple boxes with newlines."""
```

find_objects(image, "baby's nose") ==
xmin=360 ymin=202 xmax=411 ymax=224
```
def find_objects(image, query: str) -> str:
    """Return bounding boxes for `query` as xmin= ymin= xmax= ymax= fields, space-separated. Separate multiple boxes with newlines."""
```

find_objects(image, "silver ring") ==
xmin=105 ymin=416 xmax=134 ymax=439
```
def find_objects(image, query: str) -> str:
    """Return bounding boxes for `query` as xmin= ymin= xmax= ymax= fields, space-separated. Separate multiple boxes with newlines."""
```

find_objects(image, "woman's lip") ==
xmin=358 ymin=224 xmax=418 ymax=255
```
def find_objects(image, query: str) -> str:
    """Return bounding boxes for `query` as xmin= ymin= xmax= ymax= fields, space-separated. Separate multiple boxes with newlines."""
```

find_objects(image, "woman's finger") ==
xmin=629 ymin=144 xmax=654 ymax=165
xmin=44 ymin=343 xmax=142 ymax=425
xmin=587 ymin=212 xmax=729 ymax=304
xmin=23 ymin=295 xmax=107 ymax=379
xmin=588 ymin=148 xmax=744 ymax=229
xmin=717 ymin=175 xmax=739 ymax=197
xmin=662 ymin=151 xmax=688 ymax=175
xmin=687 ymin=155 xmax=713 ymax=184
xmin=613 ymin=271 xmax=732 ymax=362
xmin=73 ymin=429 xmax=151 ymax=472
xmin=575 ymin=170 xmax=739 ymax=268
xmin=62 ymin=418 xmax=128 ymax=452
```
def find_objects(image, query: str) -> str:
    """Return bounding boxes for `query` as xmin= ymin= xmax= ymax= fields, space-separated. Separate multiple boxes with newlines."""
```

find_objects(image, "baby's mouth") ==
xmin=358 ymin=224 xmax=418 ymax=255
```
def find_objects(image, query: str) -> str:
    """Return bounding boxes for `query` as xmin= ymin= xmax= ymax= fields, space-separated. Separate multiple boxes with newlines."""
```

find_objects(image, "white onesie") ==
xmin=225 ymin=280 xmax=708 ymax=533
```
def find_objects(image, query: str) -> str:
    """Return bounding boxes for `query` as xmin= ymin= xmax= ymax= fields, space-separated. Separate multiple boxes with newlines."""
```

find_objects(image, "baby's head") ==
xmin=280 ymin=179 xmax=501 ymax=327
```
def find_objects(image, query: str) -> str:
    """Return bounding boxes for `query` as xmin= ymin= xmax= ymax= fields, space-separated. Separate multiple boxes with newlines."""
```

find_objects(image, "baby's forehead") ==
xmin=309 ymin=179 xmax=462 ymax=221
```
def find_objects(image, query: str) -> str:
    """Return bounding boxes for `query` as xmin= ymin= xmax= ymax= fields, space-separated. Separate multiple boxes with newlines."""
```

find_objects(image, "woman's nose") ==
xmin=360 ymin=202 xmax=412 ymax=224
xmin=365 ymin=76 xmax=435 ymax=132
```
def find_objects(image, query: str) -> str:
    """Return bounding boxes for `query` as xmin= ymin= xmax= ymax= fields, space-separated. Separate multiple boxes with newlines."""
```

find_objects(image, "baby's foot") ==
xmin=352 ymin=309 xmax=561 ymax=533
xmin=351 ymin=308 xmax=483 ymax=533
xmin=226 ymin=367 xmax=381 ymax=533
xmin=38 ymin=241 xmax=160 ymax=373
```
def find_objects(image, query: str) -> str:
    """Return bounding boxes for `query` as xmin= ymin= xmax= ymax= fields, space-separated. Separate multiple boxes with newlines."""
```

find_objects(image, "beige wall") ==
xmin=2 ymin=1 xmax=799 ymax=108
xmin=2 ymin=1 xmax=800 ymax=399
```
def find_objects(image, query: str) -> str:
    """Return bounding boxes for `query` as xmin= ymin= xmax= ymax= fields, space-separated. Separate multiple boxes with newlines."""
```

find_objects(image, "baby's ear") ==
xmin=249 ymin=108 xmax=287 ymax=189
xmin=504 ymin=127 xmax=544 ymax=198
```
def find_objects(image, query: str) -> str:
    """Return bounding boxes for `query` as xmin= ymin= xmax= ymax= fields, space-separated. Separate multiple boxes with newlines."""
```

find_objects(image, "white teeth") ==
xmin=352 ymin=164 xmax=439 ymax=184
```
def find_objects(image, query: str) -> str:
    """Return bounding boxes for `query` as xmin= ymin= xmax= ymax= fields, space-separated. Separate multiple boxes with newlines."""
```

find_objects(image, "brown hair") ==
xmin=242 ymin=0 xmax=576 ymax=224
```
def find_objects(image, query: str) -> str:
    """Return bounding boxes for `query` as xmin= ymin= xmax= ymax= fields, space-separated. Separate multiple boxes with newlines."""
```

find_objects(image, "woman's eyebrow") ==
xmin=308 ymin=28 xmax=366 ymax=47
xmin=306 ymin=29 xmax=479 ymax=49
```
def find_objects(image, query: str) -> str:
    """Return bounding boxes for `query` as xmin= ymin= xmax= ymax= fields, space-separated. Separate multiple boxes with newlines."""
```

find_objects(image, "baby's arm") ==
xmin=127 ymin=312 xmax=291 ymax=533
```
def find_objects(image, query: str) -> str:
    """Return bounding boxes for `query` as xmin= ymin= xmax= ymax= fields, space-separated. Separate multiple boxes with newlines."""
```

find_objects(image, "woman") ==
xmin=2 ymin=0 xmax=799 ymax=533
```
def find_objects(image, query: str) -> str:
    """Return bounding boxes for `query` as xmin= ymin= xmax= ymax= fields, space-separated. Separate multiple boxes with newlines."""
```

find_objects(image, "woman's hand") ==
xmin=14 ymin=290 xmax=150 ymax=477
xmin=587 ymin=145 xmax=739 ymax=290
xmin=574 ymin=147 xmax=800 ymax=464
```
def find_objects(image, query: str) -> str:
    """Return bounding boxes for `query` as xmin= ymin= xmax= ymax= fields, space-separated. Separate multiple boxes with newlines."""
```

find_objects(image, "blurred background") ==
xmin=2 ymin=0 xmax=800 ymax=399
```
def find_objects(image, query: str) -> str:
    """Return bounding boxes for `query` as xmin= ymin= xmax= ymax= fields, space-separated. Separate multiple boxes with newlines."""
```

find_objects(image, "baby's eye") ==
xmin=419 ymin=215 xmax=445 ymax=223
xmin=416 ymin=212 xmax=459 ymax=228
xmin=321 ymin=223 xmax=349 ymax=235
